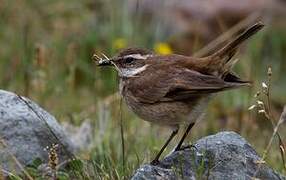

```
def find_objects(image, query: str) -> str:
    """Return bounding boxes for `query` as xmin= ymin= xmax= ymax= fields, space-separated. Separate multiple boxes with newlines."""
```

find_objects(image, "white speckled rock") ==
xmin=132 ymin=131 xmax=286 ymax=180
xmin=0 ymin=90 xmax=74 ymax=173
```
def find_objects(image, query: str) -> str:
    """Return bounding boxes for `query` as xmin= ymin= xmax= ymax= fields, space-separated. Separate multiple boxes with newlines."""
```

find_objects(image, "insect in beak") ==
xmin=93 ymin=53 xmax=112 ymax=66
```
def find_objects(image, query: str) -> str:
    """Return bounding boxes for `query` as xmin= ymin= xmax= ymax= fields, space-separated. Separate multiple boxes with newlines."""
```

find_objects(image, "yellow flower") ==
xmin=154 ymin=42 xmax=173 ymax=55
xmin=113 ymin=38 xmax=127 ymax=50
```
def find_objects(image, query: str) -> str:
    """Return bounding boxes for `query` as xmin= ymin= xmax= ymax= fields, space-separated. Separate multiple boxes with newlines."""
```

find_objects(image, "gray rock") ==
xmin=132 ymin=131 xmax=285 ymax=180
xmin=0 ymin=90 xmax=74 ymax=174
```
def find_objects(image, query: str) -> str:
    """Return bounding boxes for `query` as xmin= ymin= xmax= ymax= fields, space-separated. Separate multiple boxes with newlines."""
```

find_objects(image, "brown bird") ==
xmin=95 ymin=22 xmax=264 ymax=165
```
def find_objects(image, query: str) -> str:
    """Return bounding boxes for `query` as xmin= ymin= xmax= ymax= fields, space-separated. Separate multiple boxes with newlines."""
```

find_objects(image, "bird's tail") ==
xmin=206 ymin=22 xmax=264 ymax=75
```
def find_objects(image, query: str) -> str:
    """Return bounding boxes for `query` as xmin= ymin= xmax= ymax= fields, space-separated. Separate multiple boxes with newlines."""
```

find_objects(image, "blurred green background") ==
xmin=0 ymin=0 xmax=285 ymax=178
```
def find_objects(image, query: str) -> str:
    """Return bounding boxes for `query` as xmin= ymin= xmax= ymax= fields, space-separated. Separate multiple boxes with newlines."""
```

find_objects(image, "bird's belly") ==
xmin=123 ymin=95 xmax=210 ymax=126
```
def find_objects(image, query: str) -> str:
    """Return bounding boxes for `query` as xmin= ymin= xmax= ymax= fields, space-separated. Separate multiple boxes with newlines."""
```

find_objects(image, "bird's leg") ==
xmin=174 ymin=122 xmax=195 ymax=151
xmin=150 ymin=128 xmax=178 ymax=165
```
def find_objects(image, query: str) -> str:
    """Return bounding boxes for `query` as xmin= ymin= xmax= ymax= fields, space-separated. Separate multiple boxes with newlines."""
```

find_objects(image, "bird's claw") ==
xmin=175 ymin=144 xmax=198 ymax=151
xmin=150 ymin=159 xmax=160 ymax=166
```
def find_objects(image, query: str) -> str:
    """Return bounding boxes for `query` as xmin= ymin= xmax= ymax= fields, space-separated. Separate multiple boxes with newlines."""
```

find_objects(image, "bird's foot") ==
xmin=150 ymin=159 xmax=160 ymax=166
xmin=175 ymin=143 xmax=197 ymax=151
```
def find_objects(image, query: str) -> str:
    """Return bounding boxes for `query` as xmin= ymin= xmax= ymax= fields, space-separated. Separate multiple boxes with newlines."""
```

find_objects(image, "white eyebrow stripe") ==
xmin=120 ymin=64 xmax=149 ymax=77
xmin=124 ymin=54 xmax=152 ymax=60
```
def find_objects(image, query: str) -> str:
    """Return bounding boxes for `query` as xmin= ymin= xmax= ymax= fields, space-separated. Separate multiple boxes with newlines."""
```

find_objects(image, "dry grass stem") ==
xmin=0 ymin=138 xmax=34 ymax=180
xmin=253 ymin=106 xmax=286 ymax=177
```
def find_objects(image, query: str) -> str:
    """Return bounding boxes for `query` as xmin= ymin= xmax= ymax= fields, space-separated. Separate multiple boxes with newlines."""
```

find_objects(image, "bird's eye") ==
xmin=124 ymin=57 xmax=134 ymax=64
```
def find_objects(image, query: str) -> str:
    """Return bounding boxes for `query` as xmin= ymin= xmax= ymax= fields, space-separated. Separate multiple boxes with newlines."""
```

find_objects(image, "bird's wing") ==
xmin=128 ymin=66 xmax=247 ymax=103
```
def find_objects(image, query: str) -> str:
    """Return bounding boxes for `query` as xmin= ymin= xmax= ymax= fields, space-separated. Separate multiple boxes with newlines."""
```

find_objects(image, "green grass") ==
xmin=0 ymin=0 xmax=285 ymax=179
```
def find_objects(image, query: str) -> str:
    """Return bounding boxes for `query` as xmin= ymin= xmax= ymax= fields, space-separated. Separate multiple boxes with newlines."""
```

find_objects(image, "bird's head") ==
xmin=95 ymin=48 xmax=154 ymax=78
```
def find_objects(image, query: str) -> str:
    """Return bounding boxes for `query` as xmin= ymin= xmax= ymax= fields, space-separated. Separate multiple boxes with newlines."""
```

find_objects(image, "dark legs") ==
xmin=150 ymin=123 xmax=195 ymax=165
xmin=151 ymin=128 xmax=178 ymax=165
xmin=174 ymin=123 xmax=195 ymax=151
